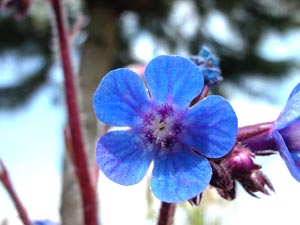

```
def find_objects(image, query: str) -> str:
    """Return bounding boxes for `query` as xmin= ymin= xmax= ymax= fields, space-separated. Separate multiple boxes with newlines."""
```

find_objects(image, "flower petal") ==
xmin=273 ymin=131 xmax=300 ymax=181
xmin=275 ymin=91 xmax=300 ymax=130
xmin=96 ymin=130 xmax=154 ymax=185
xmin=279 ymin=118 xmax=300 ymax=151
xmin=288 ymin=82 xmax=300 ymax=100
xmin=93 ymin=68 xmax=150 ymax=127
xmin=181 ymin=95 xmax=238 ymax=158
xmin=145 ymin=55 xmax=204 ymax=109
xmin=151 ymin=144 xmax=211 ymax=203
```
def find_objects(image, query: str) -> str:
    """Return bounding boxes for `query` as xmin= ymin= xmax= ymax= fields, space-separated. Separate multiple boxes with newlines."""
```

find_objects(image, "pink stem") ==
xmin=49 ymin=1 xmax=98 ymax=225
xmin=237 ymin=121 xmax=274 ymax=141
xmin=0 ymin=159 xmax=31 ymax=225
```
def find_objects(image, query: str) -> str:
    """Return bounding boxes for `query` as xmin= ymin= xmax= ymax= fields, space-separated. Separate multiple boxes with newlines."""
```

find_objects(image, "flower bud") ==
xmin=210 ymin=144 xmax=274 ymax=200
xmin=241 ymin=170 xmax=275 ymax=197
xmin=190 ymin=45 xmax=223 ymax=86
xmin=223 ymin=145 xmax=260 ymax=175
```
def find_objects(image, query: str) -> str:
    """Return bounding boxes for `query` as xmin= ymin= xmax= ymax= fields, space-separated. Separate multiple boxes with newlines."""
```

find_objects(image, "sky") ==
xmin=1 ymin=1 xmax=300 ymax=224
xmin=0 ymin=84 xmax=64 ymax=223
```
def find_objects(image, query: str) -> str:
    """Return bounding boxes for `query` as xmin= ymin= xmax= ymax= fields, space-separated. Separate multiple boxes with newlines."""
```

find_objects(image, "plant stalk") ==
xmin=237 ymin=121 xmax=273 ymax=141
xmin=157 ymin=202 xmax=176 ymax=225
xmin=0 ymin=159 xmax=31 ymax=225
xmin=49 ymin=1 xmax=98 ymax=225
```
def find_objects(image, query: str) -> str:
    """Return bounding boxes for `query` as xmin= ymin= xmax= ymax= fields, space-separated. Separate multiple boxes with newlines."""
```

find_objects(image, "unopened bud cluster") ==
xmin=206 ymin=144 xmax=274 ymax=201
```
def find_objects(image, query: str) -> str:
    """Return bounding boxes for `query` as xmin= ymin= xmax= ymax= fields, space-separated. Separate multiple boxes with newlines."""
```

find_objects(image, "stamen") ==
xmin=143 ymin=104 xmax=182 ymax=149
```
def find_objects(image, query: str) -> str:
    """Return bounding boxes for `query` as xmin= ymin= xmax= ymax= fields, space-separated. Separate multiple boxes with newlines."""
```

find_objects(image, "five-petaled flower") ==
xmin=243 ymin=83 xmax=300 ymax=181
xmin=93 ymin=55 xmax=238 ymax=203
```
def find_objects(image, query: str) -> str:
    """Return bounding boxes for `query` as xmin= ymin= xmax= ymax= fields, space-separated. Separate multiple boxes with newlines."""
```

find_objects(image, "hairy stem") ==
xmin=49 ymin=1 xmax=98 ymax=225
xmin=237 ymin=121 xmax=274 ymax=141
xmin=157 ymin=202 xmax=176 ymax=225
xmin=0 ymin=159 xmax=31 ymax=225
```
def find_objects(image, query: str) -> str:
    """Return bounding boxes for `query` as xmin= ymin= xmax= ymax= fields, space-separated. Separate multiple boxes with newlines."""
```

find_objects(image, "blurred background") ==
xmin=0 ymin=0 xmax=300 ymax=224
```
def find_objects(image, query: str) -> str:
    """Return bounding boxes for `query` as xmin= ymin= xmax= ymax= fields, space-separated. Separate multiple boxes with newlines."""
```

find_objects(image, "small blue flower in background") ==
xmin=33 ymin=220 xmax=58 ymax=225
xmin=273 ymin=83 xmax=300 ymax=181
xmin=93 ymin=55 xmax=238 ymax=203
xmin=190 ymin=46 xmax=222 ymax=86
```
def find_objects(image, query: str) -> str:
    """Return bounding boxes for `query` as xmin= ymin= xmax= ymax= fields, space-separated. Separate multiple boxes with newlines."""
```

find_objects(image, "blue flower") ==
xmin=190 ymin=46 xmax=222 ymax=86
xmin=273 ymin=83 xmax=300 ymax=181
xmin=33 ymin=220 xmax=58 ymax=225
xmin=242 ymin=83 xmax=300 ymax=181
xmin=93 ymin=55 xmax=238 ymax=203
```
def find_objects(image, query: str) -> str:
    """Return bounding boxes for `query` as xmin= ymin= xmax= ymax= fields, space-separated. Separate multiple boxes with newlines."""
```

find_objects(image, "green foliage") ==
xmin=0 ymin=5 xmax=52 ymax=108
xmin=185 ymin=206 xmax=204 ymax=225
xmin=118 ymin=0 xmax=299 ymax=81
xmin=0 ymin=63 xmax=50 ymax=108
xmin=1 ymin=0 xmax=299 ymax=108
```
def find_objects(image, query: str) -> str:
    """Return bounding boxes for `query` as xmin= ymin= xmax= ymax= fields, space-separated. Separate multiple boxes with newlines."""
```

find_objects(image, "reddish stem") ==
xmin=0 ymin=159 xmax=31 ymax=225
xmin=49 ymin=1 xmax=98 ymax=225
xmin=157 ymin=202 xmax=176 ymax=225
xmin=237 ymin=121 xmax=274 ymax=141
xmin=190 ymin=84 xmax=209 ymax=107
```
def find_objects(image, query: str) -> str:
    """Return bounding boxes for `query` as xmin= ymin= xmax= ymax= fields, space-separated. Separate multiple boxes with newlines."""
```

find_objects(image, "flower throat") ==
xmin=143 ymin=104 xmax=182 ymax=149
